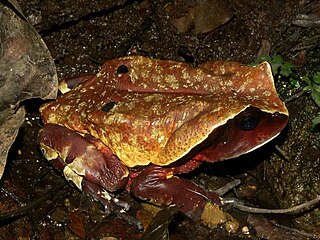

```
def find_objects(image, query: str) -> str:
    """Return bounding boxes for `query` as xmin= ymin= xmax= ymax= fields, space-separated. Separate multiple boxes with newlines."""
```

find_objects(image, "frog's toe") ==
xmin=112 ymin=204 xmax=144 ymax=231
xmin=82 ymin=178 xmax=143 ymax=229
xmin=112 ymin=197 xmax=130 ymax=211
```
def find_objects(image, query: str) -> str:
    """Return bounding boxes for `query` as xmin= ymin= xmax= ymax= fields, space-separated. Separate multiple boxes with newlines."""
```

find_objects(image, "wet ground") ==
xmin=1 ymin=0 xmax=320 ymax=239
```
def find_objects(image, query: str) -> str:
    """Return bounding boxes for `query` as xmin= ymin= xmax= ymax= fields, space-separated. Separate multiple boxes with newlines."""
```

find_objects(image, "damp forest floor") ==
xmin=1 ymin=0 xmax=320 ymax=239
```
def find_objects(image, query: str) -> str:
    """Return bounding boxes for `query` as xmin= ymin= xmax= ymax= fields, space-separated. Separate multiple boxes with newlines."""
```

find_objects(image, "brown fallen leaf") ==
xmin=247 ymin=214 xmax=320 ymax=240
xmin=0 ymin=0 xmax=58 ymax=179
xmin=140 ymin=205 xmax=180 ymax=240
xmin=68 ymin=211 xmax=87 ymax=240
xmin=0 ymin=107 xmax=25 ymax=178
xmin=169 ymin=0 xmax=233 ymax=34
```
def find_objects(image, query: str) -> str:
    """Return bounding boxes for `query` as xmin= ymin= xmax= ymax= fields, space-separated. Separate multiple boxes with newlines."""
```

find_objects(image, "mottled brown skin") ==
xmin=38 ymin=56 xmax=288 ymax=227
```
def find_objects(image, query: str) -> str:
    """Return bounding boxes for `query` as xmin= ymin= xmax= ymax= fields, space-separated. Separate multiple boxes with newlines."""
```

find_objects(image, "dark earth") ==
xmin=0 ymin=0 xmax=320 ymax=239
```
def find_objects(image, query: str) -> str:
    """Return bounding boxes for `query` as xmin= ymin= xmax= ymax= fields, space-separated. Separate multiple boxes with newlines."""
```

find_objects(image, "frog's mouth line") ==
xmin=243 ymin=131 xmax=280 ymax=154
xmin=168 ymin=106 xmax=288 ymax=166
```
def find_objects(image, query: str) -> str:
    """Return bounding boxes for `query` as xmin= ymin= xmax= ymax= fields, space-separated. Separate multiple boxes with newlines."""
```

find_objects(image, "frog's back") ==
xmin=40 ymin=56 xmax=288 ymax=167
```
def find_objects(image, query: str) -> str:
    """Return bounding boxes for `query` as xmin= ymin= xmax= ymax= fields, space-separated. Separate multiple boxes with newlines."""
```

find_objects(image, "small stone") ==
xmin=242 ymin=226 xmax=250 ymax=235
xmin=200 ymin=202 xmax=228 ymax=228
xmin=225 ymin=219 xmax=239 ymax=234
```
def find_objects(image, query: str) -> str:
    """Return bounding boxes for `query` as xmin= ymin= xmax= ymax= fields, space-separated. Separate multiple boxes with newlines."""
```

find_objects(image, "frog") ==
xmin=38 ymin=55 xmax=289 ymax=229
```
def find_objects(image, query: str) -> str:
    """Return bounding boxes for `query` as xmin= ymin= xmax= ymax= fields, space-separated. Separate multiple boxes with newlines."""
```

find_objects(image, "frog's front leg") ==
xmin=38 ymin=124 xmax=142 ymax=227
xmin=131 ymin=164 xmax=222 ymax=221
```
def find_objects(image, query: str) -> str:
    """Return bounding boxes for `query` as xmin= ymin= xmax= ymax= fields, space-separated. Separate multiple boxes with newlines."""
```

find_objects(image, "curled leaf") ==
xmin=0 ymin=0 xmax=58 ymax=179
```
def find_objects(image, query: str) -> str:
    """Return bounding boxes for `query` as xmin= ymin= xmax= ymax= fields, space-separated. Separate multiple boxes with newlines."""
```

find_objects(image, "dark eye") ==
xmin=102 ymin=101 xmax=117 ymax=112
xmin=239 ymin=116 xmax=259 ymax=131
xmin=236 ymin=108 xmax=261 ymax=131
xmin=116 ymin=64 xmax=129 ymax=74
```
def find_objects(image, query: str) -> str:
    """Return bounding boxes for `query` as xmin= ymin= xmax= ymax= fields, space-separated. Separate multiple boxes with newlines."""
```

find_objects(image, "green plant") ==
xmin=256 ymin=55 xmax=320 ymax=130
xmin=257 ymin=54 xmax=295 ymax=79
xmin=301 ymin=72 xmax=320 ymax=129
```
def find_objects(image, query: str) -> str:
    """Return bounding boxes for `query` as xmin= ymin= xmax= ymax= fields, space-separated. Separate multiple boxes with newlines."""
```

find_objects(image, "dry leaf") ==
xmin=169 ymin=0 xmax=233 ymax=34
xmin=0 ymin=0 xmax=58 ymax=179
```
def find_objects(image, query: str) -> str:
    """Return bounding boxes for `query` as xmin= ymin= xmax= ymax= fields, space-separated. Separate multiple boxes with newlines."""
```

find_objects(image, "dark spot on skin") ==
xmin=102 ymin=101 xmax=117 ymax=112
xmin=236 ymin=107 xmax=261 ymax=131
xmin=116 ymin=64 xmax=129 ymax=74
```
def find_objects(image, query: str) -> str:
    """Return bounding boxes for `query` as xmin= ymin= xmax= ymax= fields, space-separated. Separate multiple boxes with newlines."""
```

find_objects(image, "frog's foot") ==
xmin=82 ymin=178 xmax=143 ymax=230
xmin=131 ymin=165 xmax=222 ymax=222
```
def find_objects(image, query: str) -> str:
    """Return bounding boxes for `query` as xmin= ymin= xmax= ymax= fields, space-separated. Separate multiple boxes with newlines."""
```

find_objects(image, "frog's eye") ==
xmin=236 ymin=108 xmax=261 ymax=131
xmin=102 ymin=101 xmax=117 ymax=112
xmin=116 ymin=64 xmax=129 ymax=74
xmin=239 ymin=116 xmax=259 ymax=131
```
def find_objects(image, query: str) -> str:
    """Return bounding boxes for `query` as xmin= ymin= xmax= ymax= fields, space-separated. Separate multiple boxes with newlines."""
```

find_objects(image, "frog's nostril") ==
xmin=116 ymin=64 xmax=129 ymax=74
xmin=102 ymin=101 xmax=117 ymax=112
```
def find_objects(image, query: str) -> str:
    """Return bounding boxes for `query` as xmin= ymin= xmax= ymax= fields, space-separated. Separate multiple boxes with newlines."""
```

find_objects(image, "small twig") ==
xmin=232 ymin=196 xmax=320 ymax=215
xmin=32 ymin=168 xmax=54 ymax=188
xmin=215 ymin=179 xmax=241 ymax=196
xmin=0 ymin=187 xmax=24 ymax=205
xmin=292 ymin=14 xmax=320 ymax=27
xmin=274 ymin=145 xmax=290 ymax=162
xmin=0 ymin=182 xmax=66 ymax=221
xmin=285 ymin=88 xmax=310 ymax=103
xmin=271 ymin=221 xmax=320 ymax=240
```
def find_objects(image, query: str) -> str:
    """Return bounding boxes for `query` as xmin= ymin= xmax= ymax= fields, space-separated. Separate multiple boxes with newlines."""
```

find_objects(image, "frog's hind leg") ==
xmin=131 ymin=165 xmax=222 ymax=222
xmin=39 ymin=124 xmax=143 ymax=229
